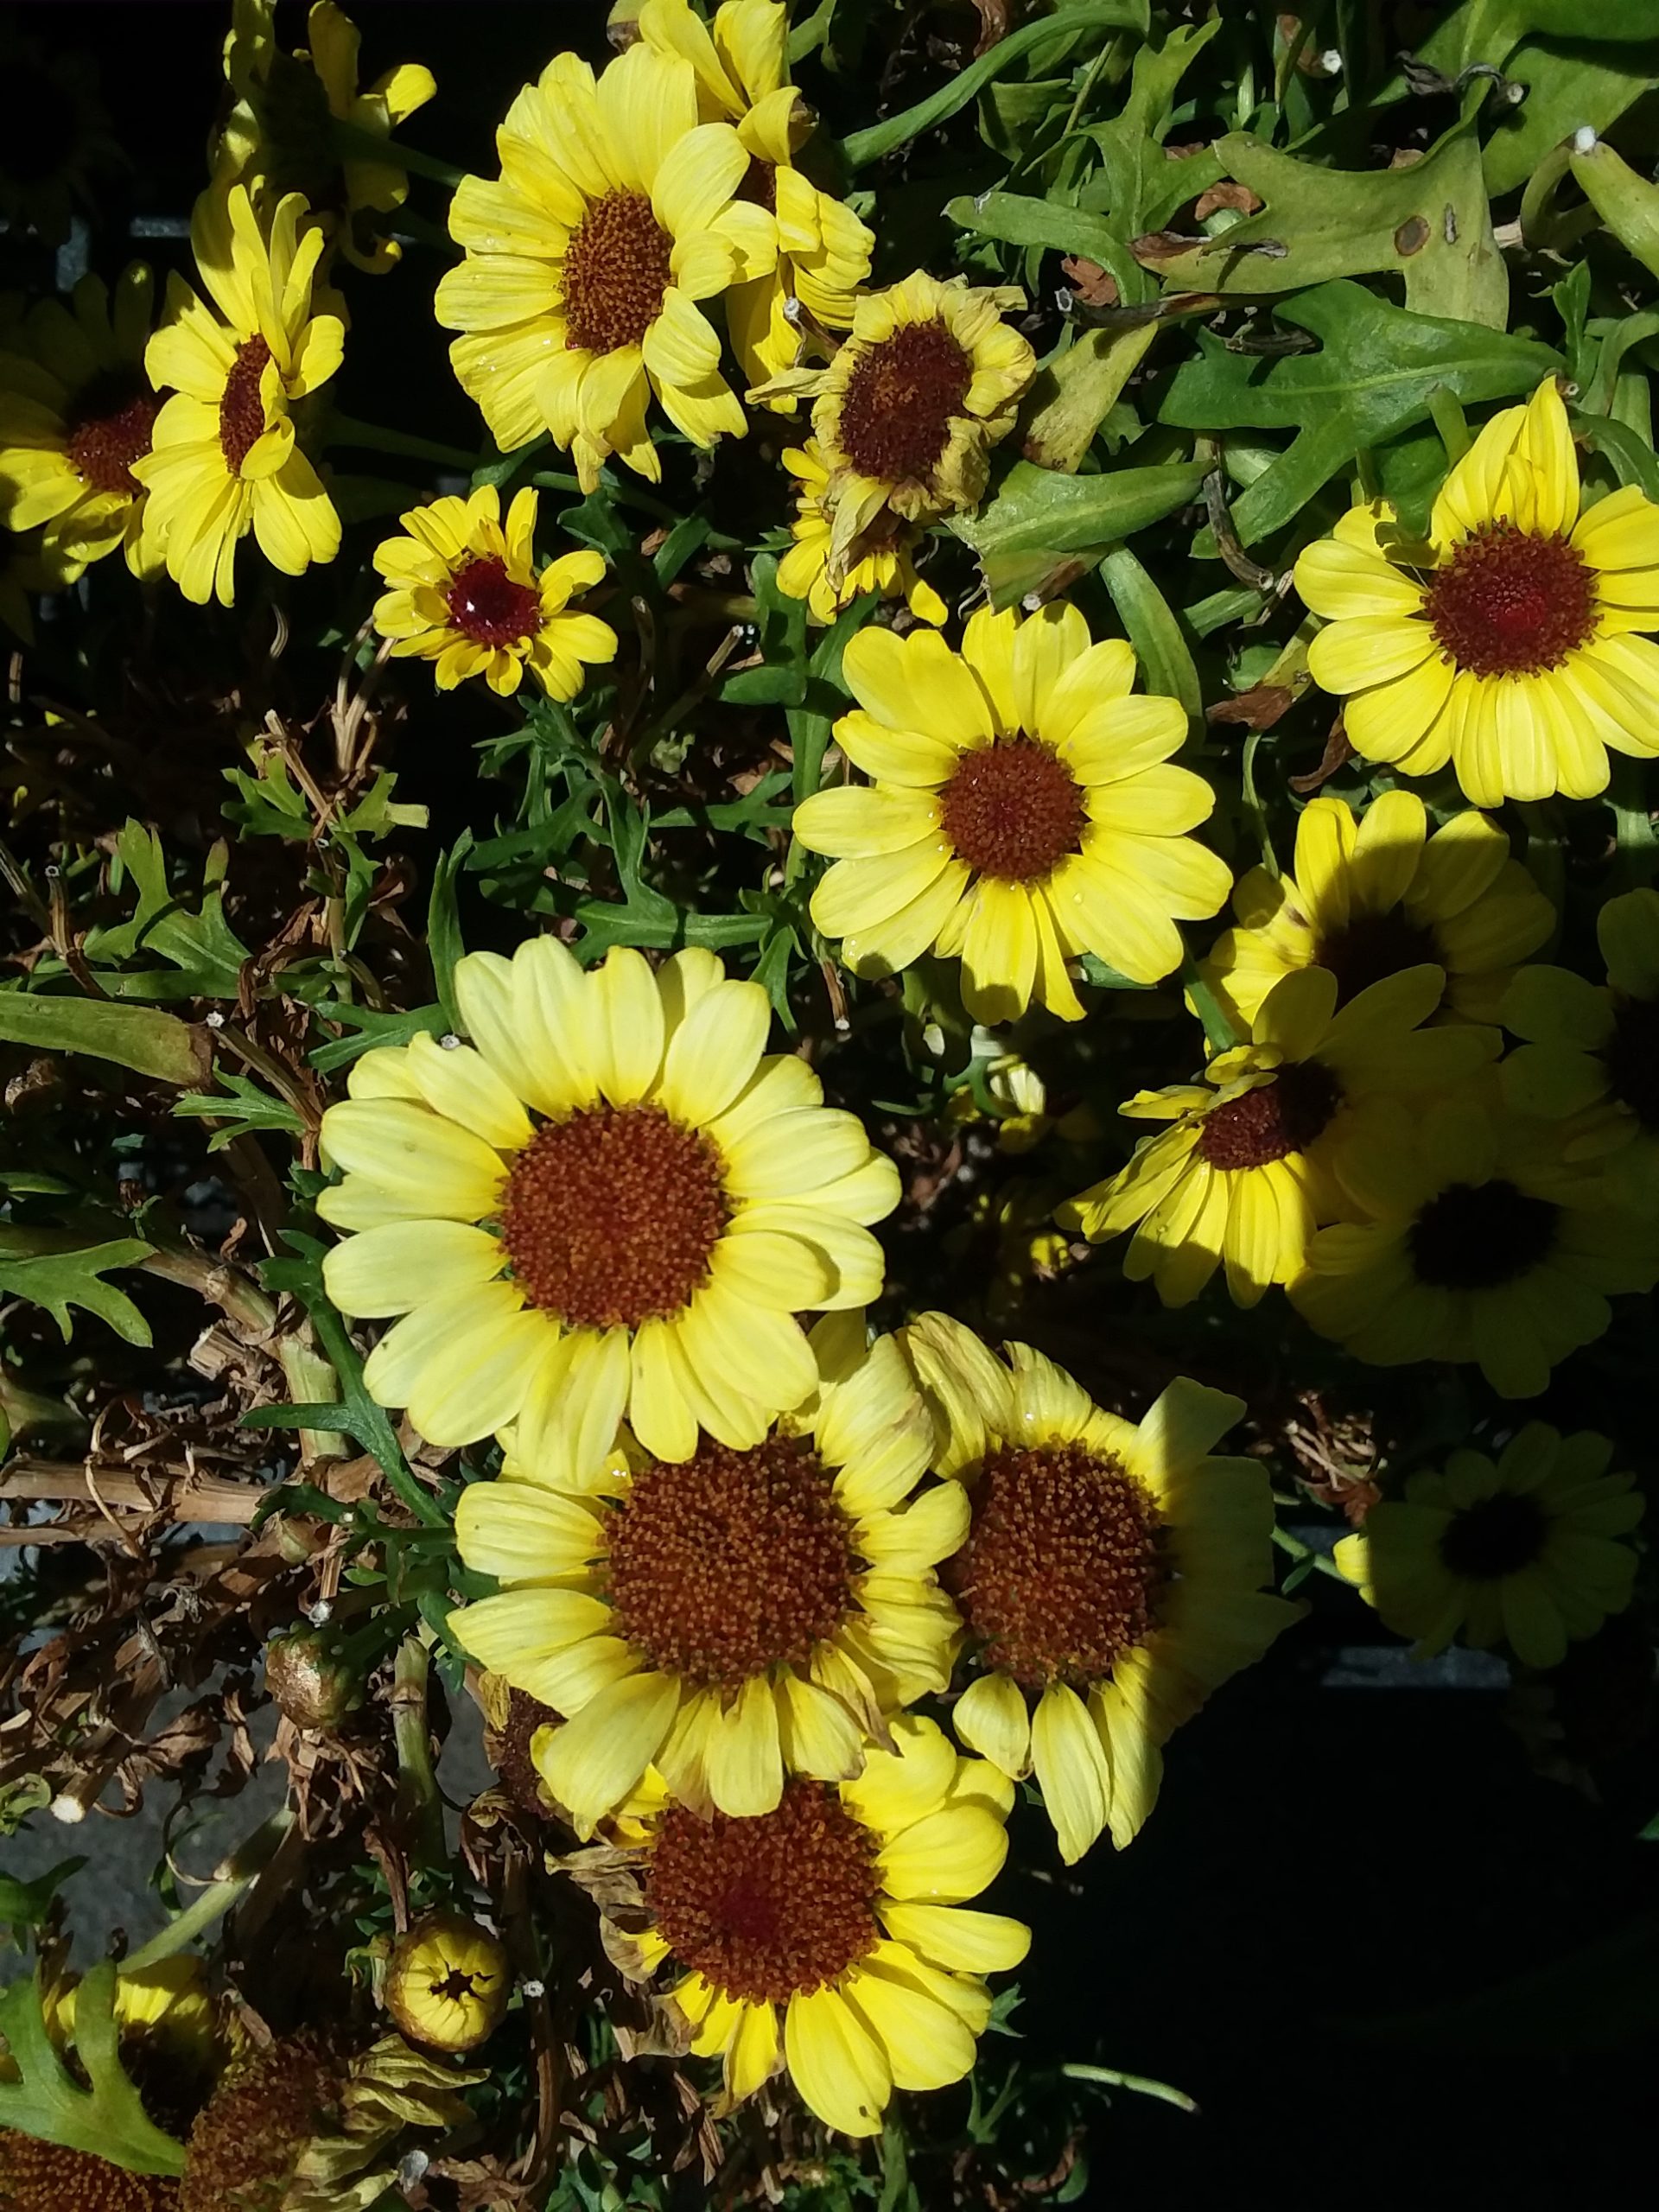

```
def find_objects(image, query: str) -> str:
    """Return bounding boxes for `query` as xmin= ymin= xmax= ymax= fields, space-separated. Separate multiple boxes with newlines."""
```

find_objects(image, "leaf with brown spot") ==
xmin=1194 ymin=181 xmax=1263 ymax=220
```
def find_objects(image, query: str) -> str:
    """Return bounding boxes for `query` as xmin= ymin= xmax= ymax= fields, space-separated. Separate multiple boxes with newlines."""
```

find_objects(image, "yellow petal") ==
xmin=1030 ymin=1681 xmax=1110 ymax=1865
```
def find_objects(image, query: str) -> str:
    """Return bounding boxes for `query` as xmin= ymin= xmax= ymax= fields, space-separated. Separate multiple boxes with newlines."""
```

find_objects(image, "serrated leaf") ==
xmin=174 ymin=1070 xmax=308 ymax=1149
xmin=0 ymin=991 xmax=210 ymax=1086
xmin=953 ymin=461 xmax=1206 ymax=607
xmin=0 ymin=1234 xmax=156 ymax=1345
xmin=0 ymin=1967 xmax=187 ymax=2177
xmin=82 ymin=821 xmax=251 ymax=1000
xmin=0 ymin=1857 xmax=86 ymax=1930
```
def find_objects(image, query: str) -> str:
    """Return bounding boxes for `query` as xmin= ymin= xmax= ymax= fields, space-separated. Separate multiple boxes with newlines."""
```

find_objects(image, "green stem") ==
xmin=122 ymin=1811 xmax=295 ymax=1970
xmin=391 ymin=1633 xmax=446 ymax=1866
xmin=331 ymin=117 xmax=464 ymax=193
xmin=1062 ymin=2063 xmax=1199 ymax=2113
xmin=1180 ymin=955 xmax=1240 ymax=1052
xmin=1428 ymin=385 xmax=1471 ymax=465
xmin=327 ymin=411 xmax=481 ymax=474
xmin=1240 ymin=730 xmax=1279 ymax=880
xmin=1271 ymin=1523 xmax=1345 ymax=1582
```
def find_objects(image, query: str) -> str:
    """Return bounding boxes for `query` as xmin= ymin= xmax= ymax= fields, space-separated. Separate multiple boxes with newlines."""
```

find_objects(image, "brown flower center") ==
xmin=836 ymin=318 xmax=972 ymax=486
xmin=607 ymin=1437 xmax=855 ymax=1685
xmin=496 ymin=1688 xmax=562 ymax=1824
xmin=1438 ymin=1489 xmax=1548 ymax=1580
xmin=939 ymin=736 xmax=1086 ymax=881
xmin=65 ymin=371 xmax=160 ymax=498
xmin=646 ymin=1781 xmax=880 ymax=2004
xmin=1195 ymin=1061 xmax=1342 ymax=1171
xmin=1314 ymin=911 xmax=1439 ymax=1007
xmin=1605 ymin=995 xmax=1659 ymax=1132
xmin=445 ymin=555 xmax=541 ymax=647
xmin=0 ymin=2133 xmax=178 ymax=2212
xmin=562 ymin=189 xmax=672 ymax=353
xmin=946 ymin=1442 xmax=1162 ymax=1689
xmin=739 ymin=155 xmax=776 ymax=213
xmin=218 ymin=335 xmax=271 ymax=474
xmin=1424 ymin=522 xmax=1598 ymax=678
xmin=499 ymin=1104 xmax=728 ymax=1330
xmin=1408 ymin=1178 xmax=1560 ymax=1288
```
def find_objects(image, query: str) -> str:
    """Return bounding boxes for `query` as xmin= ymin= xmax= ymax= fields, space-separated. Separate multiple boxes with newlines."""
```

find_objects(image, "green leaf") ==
xmin=1569 ymin=136 xmax=1659 ymax=281
xmin=0 ymin=991 xmax=210 ymax=1086
xmin=308 ymin=1001 xmax=447 ymax=1076
xmin=174 ymin=1070 xmax=308 ymax=1150
xmin=1414 ymin=0 xmax=1659 ymax=75
xmin=0 ymin=1857 xmax=85 ymax=1930
xmin=1022 ymin=325 xmax=1159 ymax=474
xmin=1084 ymin=17 xmax=1224 ymax=254
xmin=1482 ymin=37 xmax=1659 ymax=198
xmin=1157 ymin=281 xmax=1561 ymax=547
xmin=82 ymin=823 xmax=251 ymax=1000
xmin=1098 ymin=545 xmax=1203 ymax=721
xmin=0 ymin=1967 xmax=188 ymax=2177
xmin=946 ymin=190 xmax=1138 ymax=303
xmin=953 ymin=461 xmax=1206 ymax=608
xmin=428 ymin=831 xmax=473 ymax=1036
xmin=0 ymin=1234 xmax=156 ymax=1346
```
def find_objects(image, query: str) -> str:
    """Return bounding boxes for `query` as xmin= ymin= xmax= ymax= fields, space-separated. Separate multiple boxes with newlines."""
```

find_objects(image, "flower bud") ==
xmin=264 ymin=1628 xmax=363 ymax=1731
xmin=383 ymin=1914 xmax=510 ymax=2054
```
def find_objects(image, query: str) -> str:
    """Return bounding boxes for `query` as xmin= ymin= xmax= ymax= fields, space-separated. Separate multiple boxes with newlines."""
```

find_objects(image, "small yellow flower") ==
xmin=776 ymin=440 xmax=946 ymax=626
xmin=51 ymin=1955 xmax=217 ymax=2072
xmin=371 ymin=485 xmax=617 ymax=701
xmin=383 ymin=1914 xmax=511 ymax=2053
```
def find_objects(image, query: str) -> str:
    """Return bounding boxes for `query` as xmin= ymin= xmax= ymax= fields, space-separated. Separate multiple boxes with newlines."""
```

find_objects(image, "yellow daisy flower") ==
xmin=627 ymin=1713 xmax=1028 ymax=2137
xmin=1201 ymin=789 xmax=1554 ymax=1035
xmin=1334 ymin=1424 xmax=1643 ymax=1669
xmin=1500 ymin=887 xmax=1659 ymax=1210
xmin=0 ymin=266 xmax=161 ymax=577
xmin=635 ymin=0 xmax=874 ymax=397
xmin=371 ymin=484 xmax=617 ymax=700
xmin=899 ymin=1315 xmax=1296 ymax=1864
xmin=777 ymin=440 xmax=946 ymax=626
xmin=1294 ymin=378 xmax=1659 ymax=805
xmin=793 ymin=603 xmax=1230 ymax=1024
xmin=217 ymin=0 xmax=436 ymax=275
xmin=753 ymin=270 xmax=1035 ymax=583
xmin=1057 ymin=966 xmax=1500 ymax=1307
xmin=449 ymin=1317 xmax=963 ymax=1833
xmin=1288 ymin=1090 xmax=1659 ymax=1397
xmin=436 ymin=45 xmax=761 ymax=492
xmin=135 ymin=185 xmax=342 ymax=606
xmin=318 ymin=940 xmax=898 ymax=1461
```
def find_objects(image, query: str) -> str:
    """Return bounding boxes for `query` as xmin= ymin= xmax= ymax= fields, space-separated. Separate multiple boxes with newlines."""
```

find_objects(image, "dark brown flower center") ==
xmin=739 ymin=155 xmax=776 ymax=213
xmin=1408 ymin=1178 xmax=1560 ymax=1288
xmin=499 ymin=1105 xmax=729 ymax=1330
xmin=1424 ymin=521 xmax=1598 ymax=679
xmin=939 ymin=736 xmax=1086 ymax=881
xmin=1314 ymin=912 xmax=1439 ymax=1007
xmin=1196 ymin=1061 xmax=1343 ymax=1171
xmin=445 ymin=555 xmax=541 ymax=647
xmin=646 ymin=1781 xmax=880 ymax=2004
xmin=0 ymin=2133 xmax=178 ymax=2212
xmin=1605 ymin=995 xmax=1659 ymax=1132
xmin=218 ymin=335 xmax=271 ymax=474
xmin=496 ymin=1688 xmax=563 ymax=1824
xmin=65 ymin=370 xmax=159 ymax=498
xmin=607 ymin=1438 xmax=855 ymax=1686
xmin=836 ymin=318 xmax=971 ymax=486
xmin=945 ymin=1442 xmax=1162 ymax=1689
xmin=1438 ymin=1488 xmax=1548 ymax=1580
xmin=563 ymin=189 xmax=672 ymax=353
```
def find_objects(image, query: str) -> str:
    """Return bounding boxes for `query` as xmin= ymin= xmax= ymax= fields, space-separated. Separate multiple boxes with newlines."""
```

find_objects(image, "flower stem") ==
xmin=331 ymin=118 xmax=464 ymax=192
xmin=122 ymin=1810 xmax=296 ymax=1970
xmin=1062 ymin=2062 xmax=1199 ymax=2113
xmin=391 ymin=1632 xmax=446 ymax=1866
xmin=327 ymin=411 xmax=481 ymax=474
xmin=1271 ymin=1522 xmax=1345 ymax=1582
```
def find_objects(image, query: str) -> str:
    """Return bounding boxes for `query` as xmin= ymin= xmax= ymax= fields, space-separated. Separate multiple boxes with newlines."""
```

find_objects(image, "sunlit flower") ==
xmin=635 ymin=0 xmax=874 ymax=396
xmin=449 ymin=1318 xmax=963 ymax=1834
xmin=793 ymin=604 xmax=1230 ymax=1023
xmin=217 ymin=0 xmax=436 ymax=274
xmin=753 ymin=270 xmax=1034 ymax=584
xmin=437 ymin=45 xmax=760 ymax=491
xmin=51 ymin=1957 xmax=217 ymax=2073
xmin=1289 ymin=1090 xmax=1659 ymax=1396
xmin=383 ymin=1914 xmax=510 ymax=2052
xmin=628 ymin=1713 xmax=1027 ymax=2136
xmin=1334 ymin=1425 xmax=1642 ymax=1669
xmin=0 ymin=268 xmax=162 ymax=579
xmin=776 ymin=441 xmax=946 ymax=626
xmin=900 ymin=1315 xmax=1296 ymax=1862
xmin=1295 ymin=378 xmax=1659 ymax=805
xmin=371 ymin=484 xmax=616 ymax=700
xmin=1058 ymin=966 xmax=1498 ymax=1306
xmin=136 ymin=186 xmax=342 ymax=605
xmin=1201 ymin=789 xmax=1553 ymax=1034
xmin=319 ymin=941 xmax=897 ymax=1462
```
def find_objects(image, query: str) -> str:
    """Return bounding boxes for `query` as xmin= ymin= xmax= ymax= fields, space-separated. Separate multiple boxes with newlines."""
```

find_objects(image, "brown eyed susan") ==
xmin=777 ymin=441 xmax=946 ymax=626
xmin=437 ymin=43 xmax=760 ymax=491
xmin=371 ymin=484 xmax=617 ymax=700
xmin=318 ymin=941 xmax=897 ymax=1465
xmin=793 ymin=603 xmax=1230 ymax=1024
xmin=1295 ymin=378 xmax=1659 ymax=805
xmin=899 ymin=1315 xmax=1297 ymax=1863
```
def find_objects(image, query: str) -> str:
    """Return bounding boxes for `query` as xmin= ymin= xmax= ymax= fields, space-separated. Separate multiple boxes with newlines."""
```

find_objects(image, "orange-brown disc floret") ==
xmin=0 ymin=2133 xmax=178 ymax=2212
xmin=1195 ymin=1062 xmax=1342 ymax=1171
xmin=939 ymin=737 xmax=1087 ymax=882
xmin=836 ymin=320 xmax=970 ymax=486
xmin=217 ymin=336 xmax=271 ymax=473
xmin=1424 ymin=521 xmax=1597 ymax=678
xmin=444 ymin=556 xmax=541 ymax=646
xmin=562 ymin=191 xmax=673 ymax=353
xmin=65 ymin=371 xmax=160 ymax=496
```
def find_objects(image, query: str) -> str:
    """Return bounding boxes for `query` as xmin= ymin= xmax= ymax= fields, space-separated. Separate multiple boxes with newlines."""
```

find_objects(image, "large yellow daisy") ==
xmin=753 ymin=271 xmax=1035 ymax=582
xmin=371 ymin=483 xmax=617 ymax=700
xmin=1295 ymin=378 xmax=1659 ymax=805
xmin=135 ymin=185 xmax=342 ymax=606
xmin=1201 ymin=789 xmax=1554 ymax=1034
xmin=1289 ymin=1090 xmax=1659 ymax=1396
xmin=899 ymin=1315 xmax=1297 ymax=1864
xmin=1058 ymin=965 xmax=1499 ymax=1307
xmin=626 ymin=1713 xmax=1028 ymax=2136
xmin=777 ymin=440 xmax=946 ymax=626
xmin=0 ymin=265 xmax=161 ymax=577
xmin=1334 ymin=1424 xmax=1642 ymax=1669
xmin=636 ymin=0 xmax=874 ymax=397
xmin=1500 ymin=887 xmax=1659 ymax=1211
xmin=318 ymin=941 xmax=898 ymax=1462
xmin=793 ymin=604 xmax=1230 ymax=1024
xmin=436 ymin=45 xmax=761 ymax=492
xmin=449 ymin=1318 xmax=963 ymax=1834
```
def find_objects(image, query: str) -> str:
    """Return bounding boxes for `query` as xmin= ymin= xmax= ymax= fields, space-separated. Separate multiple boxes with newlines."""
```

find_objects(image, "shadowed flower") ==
xmin=776 ymin=440 xmax=946 ymax=626
xmin=383 ymin=1914 xmax=510 ymax=2053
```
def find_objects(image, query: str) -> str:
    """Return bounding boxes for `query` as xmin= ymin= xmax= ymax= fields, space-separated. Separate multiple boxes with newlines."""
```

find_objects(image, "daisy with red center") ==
xmin=619 ymin=1713 xmax=1027 ymax=2136
xmin=448 ymin=1318 xmax=964 ymax=1834
xmin=371 ymin=485 xmax=616 ymax=700
xmin=1058 ymin=965 xmax=1500 ymax=1308
xmin=899 ymin=1315 xmax=1297 ymax=1863
xmin=318 ymin=939 xmax=898 ymax=1465
xmin=1295 ymin=377 xmax=1659 ymax=805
